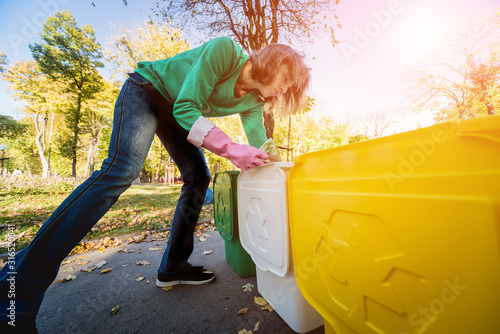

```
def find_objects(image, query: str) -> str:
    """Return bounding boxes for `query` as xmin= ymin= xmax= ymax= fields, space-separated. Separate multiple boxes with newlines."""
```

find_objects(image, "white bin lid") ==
xmin=238 ymin=162 xmax=293 ymax=277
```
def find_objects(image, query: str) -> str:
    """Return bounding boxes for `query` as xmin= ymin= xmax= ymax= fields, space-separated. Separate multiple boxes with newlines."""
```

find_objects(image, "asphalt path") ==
xmin=32 ymin=228 xmax=326 ymax=334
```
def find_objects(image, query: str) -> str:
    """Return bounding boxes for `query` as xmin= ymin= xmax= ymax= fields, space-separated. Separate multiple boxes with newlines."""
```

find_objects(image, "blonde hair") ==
xmin=250 ymin=44 xmax=311 ymax=116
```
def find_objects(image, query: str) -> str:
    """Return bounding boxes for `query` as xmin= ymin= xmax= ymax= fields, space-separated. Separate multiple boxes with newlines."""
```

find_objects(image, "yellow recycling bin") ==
xmin=288 ymin=116 xmax=500 ymax=333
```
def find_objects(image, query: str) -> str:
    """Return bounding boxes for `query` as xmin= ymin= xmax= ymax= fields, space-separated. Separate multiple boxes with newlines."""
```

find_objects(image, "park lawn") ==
xmin=0 ymin=181 xmax=214 ymax=253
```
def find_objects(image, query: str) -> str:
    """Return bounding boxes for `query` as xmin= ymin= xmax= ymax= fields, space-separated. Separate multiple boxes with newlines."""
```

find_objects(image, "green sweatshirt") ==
xmin=135 ymin=36 xmax=267 ymax=149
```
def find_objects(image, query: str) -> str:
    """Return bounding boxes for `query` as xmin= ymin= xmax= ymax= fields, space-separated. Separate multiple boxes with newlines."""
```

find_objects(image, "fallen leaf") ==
xmin=254 ymin=321 xmax=260 ymax=332
xmin=57 ymin=274 xmax=77 ymax=283
xmin=202 ymin=250 xmax=212 ymax=255
xmin=76 ymin=261 xmax=89 ymax=266
xmin=238 ymin=329 xmax=252 ymax=334
xmin=254 ymin=296 xmax=267 ymax=306
xmin=162 ymin=286 xmax=173 ymax=291
xmin=148 ymin=247 xmax=163 ymax=251
xmin=237 ymin=307 xmax=249 ymax=315
xmin=61 ymin=259 xmax=74 ymax=266
xmin=242 ymin=283 xmax=254 ymax=292
xmin=136 ymin=277 xmax=145 ymax=282
xmin=61 ymin=267 xmax=74 ymax=273
xmin=198 ymin=233 xmax=211 ymax=242
xmin=136 ymin=260 xmax=151 ymax=266
xmin=89 ymin=261 xmax=107 ymax=271
xmin=111 ymin=305 xmax=119 ymax=314
xmin=118 ymin=248 xmax=135 ymax=253
xmin=261 ymin=304 xmax=274 ymax=312
xmin=254 ymin=296 xmax=273 ymax=312
xmin=81 ymin=260 xmax=108 ymax=272
xmin=101 ymin=268 xmax=113 ymax=274
xmin=133 ymin=235 xmax=146 ymax=243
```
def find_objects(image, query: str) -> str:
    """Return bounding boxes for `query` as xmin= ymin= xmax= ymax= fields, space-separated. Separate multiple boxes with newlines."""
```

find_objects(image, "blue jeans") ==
xmin=0 ymin=73 xmax=211 ymax=323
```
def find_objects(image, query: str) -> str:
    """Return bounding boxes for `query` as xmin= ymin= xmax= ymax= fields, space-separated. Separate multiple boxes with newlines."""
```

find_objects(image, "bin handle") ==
xmin=456 ymin=116 xmax=500 ymax=144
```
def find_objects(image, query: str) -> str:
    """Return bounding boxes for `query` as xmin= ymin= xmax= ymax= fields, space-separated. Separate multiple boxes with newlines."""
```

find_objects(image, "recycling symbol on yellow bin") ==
xmin=315 ymin=210 xmax=431 ymax=333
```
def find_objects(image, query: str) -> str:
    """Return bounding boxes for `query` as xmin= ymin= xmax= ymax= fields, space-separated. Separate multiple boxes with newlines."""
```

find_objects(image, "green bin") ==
xmin=213 ymin=171 xmax=256 ymax=277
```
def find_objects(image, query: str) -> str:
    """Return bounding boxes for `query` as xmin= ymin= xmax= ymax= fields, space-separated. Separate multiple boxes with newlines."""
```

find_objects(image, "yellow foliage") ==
xmin=105 ymin=19 xmax=190 ymax=80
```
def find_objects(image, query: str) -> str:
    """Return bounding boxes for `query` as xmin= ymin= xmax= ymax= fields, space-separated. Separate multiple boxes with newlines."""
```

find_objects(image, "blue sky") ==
xmin=1 ymin=0 xmax=499 ymax=133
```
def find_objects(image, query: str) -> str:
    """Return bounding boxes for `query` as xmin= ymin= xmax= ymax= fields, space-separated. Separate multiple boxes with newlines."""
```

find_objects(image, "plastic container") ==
xmin=238 ymin=162 xmax=323 ymax=333
xmin=213 ymin=171 xmax=255 ymax=278
xmin=288 ymin=116 xmax=500 ymax=334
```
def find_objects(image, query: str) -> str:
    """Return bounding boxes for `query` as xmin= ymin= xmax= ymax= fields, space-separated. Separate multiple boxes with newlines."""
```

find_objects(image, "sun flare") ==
xmin=396 ymin=8 xmax=449 ymax=60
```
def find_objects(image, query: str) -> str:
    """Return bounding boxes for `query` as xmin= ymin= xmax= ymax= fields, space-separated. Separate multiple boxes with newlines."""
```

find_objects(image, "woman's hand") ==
xmin=187 ymin=116 xmax=269 ymax=170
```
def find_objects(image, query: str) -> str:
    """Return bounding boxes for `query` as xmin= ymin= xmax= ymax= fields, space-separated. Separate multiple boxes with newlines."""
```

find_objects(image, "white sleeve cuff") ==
xmin=187 ymin=116 xmax=215 ymax=147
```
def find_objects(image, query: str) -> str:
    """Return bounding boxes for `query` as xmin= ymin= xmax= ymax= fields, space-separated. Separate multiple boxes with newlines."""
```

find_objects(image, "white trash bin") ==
xmin=238 ymin=162 xmax=323 ymax=333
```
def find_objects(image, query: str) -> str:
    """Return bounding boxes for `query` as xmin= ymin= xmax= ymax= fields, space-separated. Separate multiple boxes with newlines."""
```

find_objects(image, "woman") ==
xmin=0 ymin=36 xmax=310 ymax=332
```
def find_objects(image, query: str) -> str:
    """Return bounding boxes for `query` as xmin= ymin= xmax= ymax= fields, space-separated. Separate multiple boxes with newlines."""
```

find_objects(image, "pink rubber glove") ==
xmin=187 ymin=117 xmax=269 ymax=170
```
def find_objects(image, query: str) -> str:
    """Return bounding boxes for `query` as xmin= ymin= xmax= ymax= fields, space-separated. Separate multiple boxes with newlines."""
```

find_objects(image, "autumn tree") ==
xmin=105 ymin=20 xmax=190 ymax=79
xmin=80 ymin=80 xmax=118 ymax=177
xmin=150 ymin=0 xmax=341 ymax=137
xmin=30 ymin=11 xmax=105 ymax=176
xmin=1 ymin=60 xmax=65 ymax=177
xmin=152 ymin=0 xmax=340 ymax=51
xmin=469 ymin=59 xmax=500 ymax=116
xmin=407 ymin=11 xmax=500 ymax=122
xmin=273 ymin=110 xmax=354 ymax=159
xmin=358 ymin=111 xmax=395 ymax=139
xmin=105 ymin=20 xmax=190 ymax=181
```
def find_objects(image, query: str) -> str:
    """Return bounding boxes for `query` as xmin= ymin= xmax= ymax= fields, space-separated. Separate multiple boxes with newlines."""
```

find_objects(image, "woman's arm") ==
xmin=173 ymin=36 xmax=240 ymax=131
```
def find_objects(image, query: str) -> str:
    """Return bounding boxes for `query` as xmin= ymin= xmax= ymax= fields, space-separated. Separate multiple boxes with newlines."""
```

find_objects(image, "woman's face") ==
xmin=257 ymin=64 xmax=291 ymax=99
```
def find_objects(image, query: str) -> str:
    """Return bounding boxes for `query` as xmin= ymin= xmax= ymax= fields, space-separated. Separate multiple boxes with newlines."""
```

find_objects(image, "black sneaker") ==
xmin=156 ymin=266 xmax=215 ymax=288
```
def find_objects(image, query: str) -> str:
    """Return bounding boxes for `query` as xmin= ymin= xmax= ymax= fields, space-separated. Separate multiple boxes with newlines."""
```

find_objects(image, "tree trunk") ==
xmin=34 ymin=114 xmax=50 ymax=178
xmin=270 ymin=0 xmax=279 ymax=43
xmin=486 ymin=102 xmax=495 ymax=115
xmin=47 ymin=111 xmax=54 ymax=176
xmin=263 ymin=109 xmax=275 ymax=139
xmin=71 ymin=92 xmax=82 ymax=177
xmin=139 ymin=166 xmax=149 ymax=183
xmin=84 ymin=136 xmax=99 ymax=178
xmin=155 ymin=151 xmax=163 ymax=182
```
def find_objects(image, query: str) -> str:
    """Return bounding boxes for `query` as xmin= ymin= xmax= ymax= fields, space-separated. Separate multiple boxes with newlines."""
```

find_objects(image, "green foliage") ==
xmin=55 ymin=131 xmax=77 ymax=160
xmin=0 ymin=120 xmax=42 ymax=174
xmin=30 ymin=11 xmax=104 ymax=86
xmin=0 ymin=115 xmax=27 ymax=139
